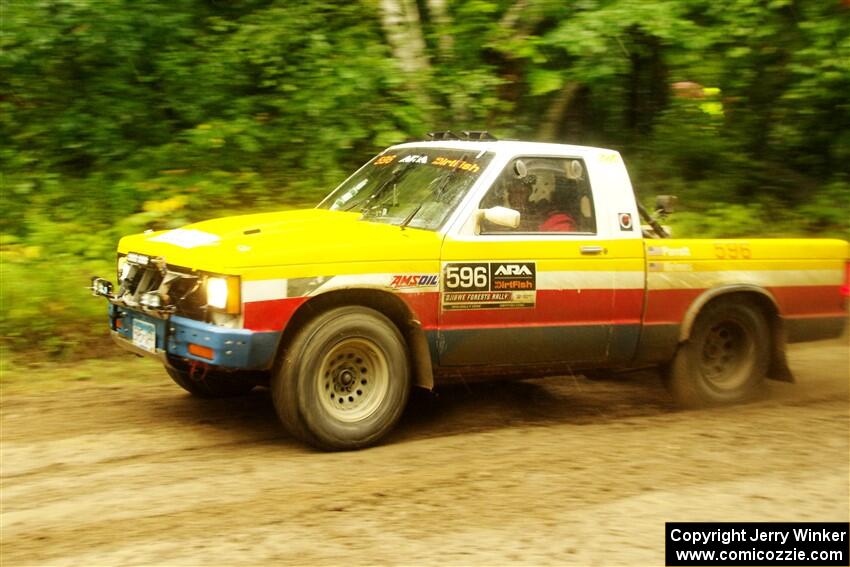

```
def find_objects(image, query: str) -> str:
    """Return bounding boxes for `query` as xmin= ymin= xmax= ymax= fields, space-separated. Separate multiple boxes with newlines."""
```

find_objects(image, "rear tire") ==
xmin=272 ymin=306 xmax=411 ymax=450
xmin=665 ymin=298 xmax=770 ymax=408
xmin=166 ymin=363 xmax=256 ymax=398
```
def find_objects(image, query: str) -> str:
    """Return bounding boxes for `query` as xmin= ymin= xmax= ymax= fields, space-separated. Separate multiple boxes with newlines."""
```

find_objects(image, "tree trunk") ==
xmin=378 ymin=0 xmax=431 ymax=76
xmin=538 ymin=82 xmax=579 ymax=141
xmin=499 ymin=0 xmax=544 ymax=48
xmin=378 ymin=0 xmax=434 ymax=117
xmin=426 ymin=0 xmax=454 ymax=60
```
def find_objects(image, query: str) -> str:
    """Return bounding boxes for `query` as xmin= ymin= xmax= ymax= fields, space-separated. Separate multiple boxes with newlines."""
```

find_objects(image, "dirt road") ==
xmin=2 ymin=338 xmax=848 ymax=566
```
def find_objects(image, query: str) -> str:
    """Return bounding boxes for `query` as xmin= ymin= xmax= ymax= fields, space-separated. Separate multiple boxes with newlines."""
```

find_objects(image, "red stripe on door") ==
xmin=438 ymin=289 xmax=645 ymax=330
xmin=242 ymin=284 xmax=844 ymax=333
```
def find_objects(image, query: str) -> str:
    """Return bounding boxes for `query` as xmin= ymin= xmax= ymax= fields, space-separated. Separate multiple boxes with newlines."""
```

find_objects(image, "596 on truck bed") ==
xmin=92 ymin=134 xmax=850 ymax=450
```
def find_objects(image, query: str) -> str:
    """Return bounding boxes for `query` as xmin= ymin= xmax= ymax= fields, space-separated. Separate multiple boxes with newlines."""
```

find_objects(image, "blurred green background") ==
xmin=1 ymin=0 xmax=849 ymax=359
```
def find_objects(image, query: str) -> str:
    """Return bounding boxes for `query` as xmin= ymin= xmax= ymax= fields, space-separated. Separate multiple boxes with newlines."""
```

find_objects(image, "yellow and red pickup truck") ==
xmin=92 ymin=135 xmax=849 ymax=450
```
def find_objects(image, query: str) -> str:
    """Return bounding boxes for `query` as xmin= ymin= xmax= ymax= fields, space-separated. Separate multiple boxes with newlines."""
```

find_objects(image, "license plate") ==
xmin=132 ymin=319 xmax=157 ymax=353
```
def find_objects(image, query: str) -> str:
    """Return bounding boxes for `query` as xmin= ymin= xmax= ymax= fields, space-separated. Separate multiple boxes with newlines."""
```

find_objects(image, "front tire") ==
xmin=665 ymin=298 xmax=770 ymax=408
xmin=272 ymin=306 xmax=411 ymax=450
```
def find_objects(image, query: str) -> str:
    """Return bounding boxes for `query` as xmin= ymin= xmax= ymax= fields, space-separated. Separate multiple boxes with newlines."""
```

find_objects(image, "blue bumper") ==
xmin=109 ymin=304 xmax=281 ymax=370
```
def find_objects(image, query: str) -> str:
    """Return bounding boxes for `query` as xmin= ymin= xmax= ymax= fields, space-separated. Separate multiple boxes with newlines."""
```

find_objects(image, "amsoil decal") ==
xmin=390 ymin=274 xmax=438 ymax=288
xmin=442 ymin=262 xmax=536 ymax=310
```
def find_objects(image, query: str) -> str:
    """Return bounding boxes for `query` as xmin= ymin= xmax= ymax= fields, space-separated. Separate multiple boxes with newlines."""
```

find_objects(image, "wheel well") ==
xmin=682 ymin=289 xmax=793 ymax=383
xmin=277 ymin=289 xmax=434 ymax=390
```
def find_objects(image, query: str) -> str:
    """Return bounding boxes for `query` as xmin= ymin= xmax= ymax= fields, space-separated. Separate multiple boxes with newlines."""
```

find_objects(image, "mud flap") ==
xmin=768 ymin=322 xmax=794 ymax=383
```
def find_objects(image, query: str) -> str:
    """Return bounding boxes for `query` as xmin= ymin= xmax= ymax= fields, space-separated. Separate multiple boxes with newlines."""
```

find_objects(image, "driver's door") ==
xmin=436 ymin=155 xmax=639 ymax=367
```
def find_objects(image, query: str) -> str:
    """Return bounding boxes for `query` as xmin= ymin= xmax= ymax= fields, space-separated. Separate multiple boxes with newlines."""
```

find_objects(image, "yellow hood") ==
xmin=118 ymin=209 xmax=444 ymax=274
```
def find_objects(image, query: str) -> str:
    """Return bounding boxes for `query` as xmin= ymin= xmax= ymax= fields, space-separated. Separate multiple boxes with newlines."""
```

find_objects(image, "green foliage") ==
xmin=1 ymin=0 xmax=848 ymax=358
xmin=1 ymin=233 xmax=114 ymax=356
xmin=669 ymin=205 xmax=773 ymax=239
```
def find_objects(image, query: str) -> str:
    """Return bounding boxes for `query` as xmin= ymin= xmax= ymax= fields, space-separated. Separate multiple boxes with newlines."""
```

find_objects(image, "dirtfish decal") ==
xmin=432 ymin=157 xmax=480 ymax=173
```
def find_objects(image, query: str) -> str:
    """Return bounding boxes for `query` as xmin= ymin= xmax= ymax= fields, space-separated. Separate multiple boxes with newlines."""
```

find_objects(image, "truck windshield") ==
xmin=318 ymin=148 xmax=494 ymax=231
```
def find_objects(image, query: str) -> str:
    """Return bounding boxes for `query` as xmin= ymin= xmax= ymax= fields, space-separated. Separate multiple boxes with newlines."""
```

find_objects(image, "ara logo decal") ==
xmin=398 ymin=154 xmax=428 ymax=164
xmin=494 ymin=264 xmax=532 ymax=276
xmin=490 ymin=262 xmax=536 ymax=291
xmin=390 ymin=274 xmax=438 ymax=288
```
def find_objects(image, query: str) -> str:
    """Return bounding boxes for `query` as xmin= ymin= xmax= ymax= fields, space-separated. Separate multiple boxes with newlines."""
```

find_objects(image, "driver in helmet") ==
xmin=531 ymin=170 xmax=577 ymax=232
xmin=505 ymin=176 xmax=537 ymax=231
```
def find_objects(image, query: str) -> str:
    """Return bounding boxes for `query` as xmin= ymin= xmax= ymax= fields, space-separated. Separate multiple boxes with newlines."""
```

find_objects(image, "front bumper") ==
xmin=109 ymin=304 xmax=281 ymax=370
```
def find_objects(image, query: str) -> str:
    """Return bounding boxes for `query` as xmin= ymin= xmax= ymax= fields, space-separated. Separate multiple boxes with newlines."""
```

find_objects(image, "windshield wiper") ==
xmin=346 ymin=158 xmax=419 ymax=214
xmin=399 ymin=153 xmax=469 ymax=230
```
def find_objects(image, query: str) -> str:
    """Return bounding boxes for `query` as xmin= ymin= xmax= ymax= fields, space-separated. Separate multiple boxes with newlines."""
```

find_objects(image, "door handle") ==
xmin=580 ymin=246 xmax=605 ymax=255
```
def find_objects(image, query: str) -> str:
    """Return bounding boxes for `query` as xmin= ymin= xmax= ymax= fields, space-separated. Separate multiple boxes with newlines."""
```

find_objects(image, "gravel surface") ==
xmin=2 ymin=338 xmax=848 ymax=566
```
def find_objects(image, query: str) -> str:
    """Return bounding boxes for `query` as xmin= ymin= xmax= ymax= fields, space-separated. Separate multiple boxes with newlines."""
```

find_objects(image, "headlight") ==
xmin=117 ymin=255 xmax=128 ymax=281
xmin=206 ymin=275 xmax=241 ymax=313
xmin=207 ymin=278 xmax=228 ymax=309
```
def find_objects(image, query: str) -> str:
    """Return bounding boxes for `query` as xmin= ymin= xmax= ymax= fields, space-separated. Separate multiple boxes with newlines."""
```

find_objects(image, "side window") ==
xmin=479 ymin=157 xmax=596 ymax=234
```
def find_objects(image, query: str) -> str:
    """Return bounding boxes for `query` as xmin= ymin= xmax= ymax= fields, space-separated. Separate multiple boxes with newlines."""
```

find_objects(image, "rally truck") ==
xmin=91 ymin=133 xmax=850 ymax=450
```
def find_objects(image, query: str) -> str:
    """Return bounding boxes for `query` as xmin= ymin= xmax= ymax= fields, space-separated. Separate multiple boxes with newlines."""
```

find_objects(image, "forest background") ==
xmin=1 ymin=0 xmax=849 ymax=357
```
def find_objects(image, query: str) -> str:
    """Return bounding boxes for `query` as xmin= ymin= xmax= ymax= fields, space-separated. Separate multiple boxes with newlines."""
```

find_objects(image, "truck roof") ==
xmin=391 ymin=140 xmax=617 ymax=159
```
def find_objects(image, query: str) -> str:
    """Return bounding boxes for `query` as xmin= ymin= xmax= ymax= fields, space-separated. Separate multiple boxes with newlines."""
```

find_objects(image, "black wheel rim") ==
xmin=698 ymin=320 xmax=752 ymax=391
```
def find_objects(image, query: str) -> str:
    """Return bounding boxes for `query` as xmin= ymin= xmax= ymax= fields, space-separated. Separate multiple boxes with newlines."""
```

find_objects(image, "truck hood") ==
xmin=118 ymin=209 xmax=444 ymax=273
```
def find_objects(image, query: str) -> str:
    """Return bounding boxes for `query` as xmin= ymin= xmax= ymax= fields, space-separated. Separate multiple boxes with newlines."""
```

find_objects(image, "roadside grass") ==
xmin=1 ymin=199 xmax=320 ymax=362
xmin=0 ymin=354 xmax=166 ymax=396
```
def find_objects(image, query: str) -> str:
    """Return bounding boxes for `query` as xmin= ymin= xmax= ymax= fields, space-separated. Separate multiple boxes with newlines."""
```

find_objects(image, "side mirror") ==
xmin=655 ymin=195 xmax=678 ymax=216
xmin=478 ymin=206 xmax=520 ymax=232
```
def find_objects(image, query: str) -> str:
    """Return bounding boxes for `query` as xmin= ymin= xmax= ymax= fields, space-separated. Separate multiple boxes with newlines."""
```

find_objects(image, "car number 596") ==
xmin=445 ymin=264 xmax=488 ymax=290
